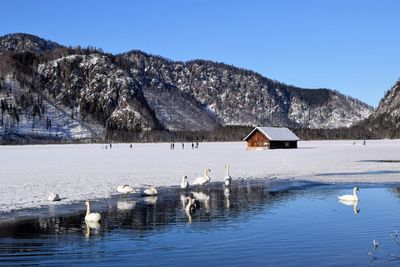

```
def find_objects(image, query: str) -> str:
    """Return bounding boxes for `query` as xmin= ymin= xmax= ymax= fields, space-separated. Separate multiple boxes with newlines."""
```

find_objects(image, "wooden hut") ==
xmin=243 ymin=127 xmax=299 ymax=149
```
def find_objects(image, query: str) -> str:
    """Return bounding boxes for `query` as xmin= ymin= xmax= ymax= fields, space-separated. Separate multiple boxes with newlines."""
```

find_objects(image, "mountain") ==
xmin=360 ymin=80 xmax=400 ymax=138
xmin=123 ymin=51 xmax=372 ymax=129
xmin=0 ymin=33 xmax=62 ymax=53
xmin=0 ymin=33 xmax=373 ymax=142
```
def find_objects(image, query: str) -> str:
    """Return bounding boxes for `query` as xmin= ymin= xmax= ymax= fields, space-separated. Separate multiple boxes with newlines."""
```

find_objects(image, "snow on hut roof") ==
xmin=243 ymin=127 xmax=300 ymax=141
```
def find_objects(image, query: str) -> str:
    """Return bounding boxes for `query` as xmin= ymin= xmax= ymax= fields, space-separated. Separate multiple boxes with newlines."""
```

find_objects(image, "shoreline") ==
xmin=0 ymin=179 xmax=398 ymax=226
xmin=1 ymin=140 xmax=400 ymax=214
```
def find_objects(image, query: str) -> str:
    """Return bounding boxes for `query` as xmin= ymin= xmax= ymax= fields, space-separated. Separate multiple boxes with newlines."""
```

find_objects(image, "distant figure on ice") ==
xmin=363 ymin=139 xmax=366 ymax=145
xmin=182 ymin=143 xmax=184 ymax=149
xmin=130 ymin=144 xmax=133 ymax=149
xmin=196 ymin=142 xmax=199 ymax=149
xmin=172 ymin=143 xmax=175 ymax=149
xmin=110 ymin=143 xmax=112 ymax=149
xmin=192 ymin=143 xmax=194 ymax=149
xmin=353 ymin=141 xmax=356 ymax=145
xmin=105 ymin=145 xmax=108 ymax=149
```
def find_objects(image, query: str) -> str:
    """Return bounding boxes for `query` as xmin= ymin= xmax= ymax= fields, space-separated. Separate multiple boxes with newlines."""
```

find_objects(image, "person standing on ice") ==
xmin=192 ymin=143 xmax=194 ymax=149
xmin=182 ymin=143 xmax=184 ymax=149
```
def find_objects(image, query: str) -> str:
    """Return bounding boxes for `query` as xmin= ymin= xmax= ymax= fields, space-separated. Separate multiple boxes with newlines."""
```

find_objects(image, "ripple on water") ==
xmin=1 ymin=181 xmax=400 ymax=266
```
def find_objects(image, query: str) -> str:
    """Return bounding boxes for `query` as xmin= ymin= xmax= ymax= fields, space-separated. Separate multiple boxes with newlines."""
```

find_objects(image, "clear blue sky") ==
xmin=1 ymin=0 xmax=399 ymax=107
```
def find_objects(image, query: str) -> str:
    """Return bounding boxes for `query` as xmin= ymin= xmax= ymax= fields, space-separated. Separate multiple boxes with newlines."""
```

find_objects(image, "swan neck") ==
xmin=353 ymin=188 xmax=358 ymax=201
xmin=226 ymin=165 xmax=230 ymax=176
xmin=86 ymin=203 xmax=90 ymax=216
xmin=204 ymin=170 xmax=210 ymax=178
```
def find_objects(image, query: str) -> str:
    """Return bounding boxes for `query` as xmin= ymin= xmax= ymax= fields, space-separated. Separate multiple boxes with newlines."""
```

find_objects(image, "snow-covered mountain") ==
xmin=361 ymin=80 xmax=400 ymax=137
xmin=0 ymin=33 xmax=374 ymax=142
xmin=0 ymin=33 xmax=61 ymax=53
xmin=123 ymin=51 xmax=372 ymax=129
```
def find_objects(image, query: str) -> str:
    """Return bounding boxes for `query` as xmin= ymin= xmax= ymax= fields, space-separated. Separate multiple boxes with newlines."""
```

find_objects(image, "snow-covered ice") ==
xmin=1 ymin=140 xmax=400 ymax=213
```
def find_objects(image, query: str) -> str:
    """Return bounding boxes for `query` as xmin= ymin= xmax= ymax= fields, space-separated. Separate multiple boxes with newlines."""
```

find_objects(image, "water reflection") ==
xmin=85 ymin=222 xmax=101 ymax=238
xmin=339 ymin=200 xmax=360 ymax=215
xmin=117 ymin=200 xmax=136 ymax=211
xmin=191 ymin=191 xmax=210 ymax=210
xmin=143 ymin=196 xmax=158 ymax=205
xmin=0 ymin=181 xmax=301 ymax=239
xmin=2 ymin=182 xmax=400 ymax=266
xmin=224 ymin=187 xmax=231 ymax=209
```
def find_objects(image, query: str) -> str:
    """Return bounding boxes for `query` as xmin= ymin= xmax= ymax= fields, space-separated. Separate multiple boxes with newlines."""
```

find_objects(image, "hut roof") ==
xmin=243 ymin=127 xmax=300 ymax=141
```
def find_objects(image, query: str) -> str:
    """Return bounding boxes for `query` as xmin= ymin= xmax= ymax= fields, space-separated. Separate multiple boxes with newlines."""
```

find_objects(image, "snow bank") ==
xmin=1 ymin=140 xmax=400 ymax=212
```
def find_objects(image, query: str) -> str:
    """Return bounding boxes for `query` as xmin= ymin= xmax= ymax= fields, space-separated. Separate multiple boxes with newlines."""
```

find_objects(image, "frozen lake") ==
xmin=1 ymin=181 xmax=400 ymax=266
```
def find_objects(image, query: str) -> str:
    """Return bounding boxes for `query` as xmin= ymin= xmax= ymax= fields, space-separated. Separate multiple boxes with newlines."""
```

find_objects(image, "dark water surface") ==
xmin=1 ymin=180 xmax=400 ymax=266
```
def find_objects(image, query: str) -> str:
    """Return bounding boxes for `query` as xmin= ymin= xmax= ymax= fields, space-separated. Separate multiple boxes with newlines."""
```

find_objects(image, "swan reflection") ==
xmin=85 ymin=221 xmax=101 ymax=238
xmin=181 ymin=193 xmax=199 ymax=224
xmin=117 ymin=200 xmax=136 ymax=211
xmin=143 ymin=196 xmax=158 ymax=205
xmin=191 ymin=191 xmax=210 ymax=210
xmin=339 ymin=199 xmax=360 ymax=215
xmin=224 ymin=187 xmax=231 ymax=209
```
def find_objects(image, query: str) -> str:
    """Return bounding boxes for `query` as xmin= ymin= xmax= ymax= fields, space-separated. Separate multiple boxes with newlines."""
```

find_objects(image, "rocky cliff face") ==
xmin=38 ymin=54 xmax=160 ymax=132
xmin=0 ymin=33 xmax=374 ymax=142
xmin=123 ymin=51 xmax=373 ymax=129
xmin=0 ymin=33 xmax=61 ymax=53
xmin=363 ymin=80 xmax=400 ymax=134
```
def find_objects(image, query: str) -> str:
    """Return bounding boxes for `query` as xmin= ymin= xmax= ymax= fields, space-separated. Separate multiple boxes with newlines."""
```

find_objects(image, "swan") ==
xmin=192 ymin=169 xmax=211 ymax=186
xmin=224 ymin=164 xmax=232 ymax=186
xmin=337 ymin=187 xmax=360 ymax=202
xmin=48 ymin=192 xmax=61 ymax=202
xmin=142 ymin=186 xmax=158 ymax=196
xmin=117 ymin=184 xmax=135 ymax=194
xmin=84 ymin=201 xmax=101 ymax=222
xmin=180 ymin=176 xmax=189 ymax=190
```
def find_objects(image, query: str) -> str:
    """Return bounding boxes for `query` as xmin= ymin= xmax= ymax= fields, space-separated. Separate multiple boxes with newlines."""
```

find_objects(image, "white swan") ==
xmin=142 ymin=186 xmax=158 ymax=196
xmin=224 ymin=164 xmax=232 ymax=186
xmin=117 ymin=184 xmax=135 ymax=194
xmin=180 ymin=176 xmax=189 ymax=190
xmin=48 ymin=192 xmax=61 ymax=202
xmin=84 ymin=201 xmax=101 ymax=222
xmin=192 ymin=169 xmax=211 ymax=186
xmin=337 ymin=187 xmax=359 ymax=202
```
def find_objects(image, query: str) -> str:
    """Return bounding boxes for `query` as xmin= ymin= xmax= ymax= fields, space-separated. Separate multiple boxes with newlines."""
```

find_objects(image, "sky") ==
xmin=1 ymin=0 xmax=399 ymax=107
